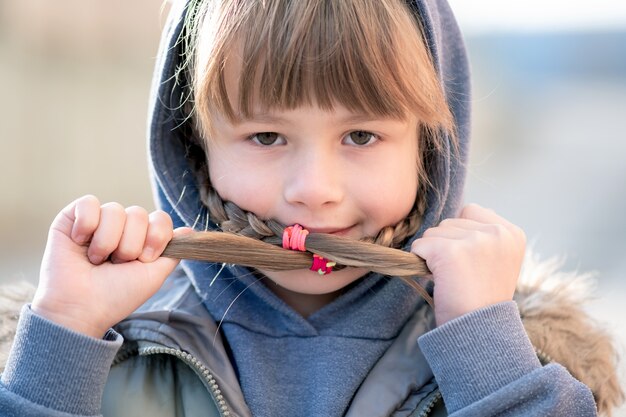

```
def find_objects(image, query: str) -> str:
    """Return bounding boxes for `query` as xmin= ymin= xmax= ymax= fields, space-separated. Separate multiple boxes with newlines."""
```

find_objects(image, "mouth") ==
xmin=305 ymin=225 xmax=355 ymax=236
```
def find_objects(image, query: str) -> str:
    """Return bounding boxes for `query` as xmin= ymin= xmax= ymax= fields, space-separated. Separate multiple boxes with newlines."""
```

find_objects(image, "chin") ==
xmin=260 ymin=267 xmax=369 ymax=295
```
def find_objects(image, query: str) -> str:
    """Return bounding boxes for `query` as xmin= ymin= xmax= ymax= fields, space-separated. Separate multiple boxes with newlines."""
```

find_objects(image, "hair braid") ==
xmin=203 ymin=178 xmax=424 ymax=251
xmin=173 ymin=136 xmax=433 ymax=304
xmin=178 ymin=120 xmax=433 ymax=304
xmin=184 ymin=101 xmax=427 ymax=252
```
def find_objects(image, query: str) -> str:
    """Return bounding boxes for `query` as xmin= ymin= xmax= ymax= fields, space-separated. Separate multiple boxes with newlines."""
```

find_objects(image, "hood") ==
xmin=148 ymin=0 xmax=470 ymax=240
xmin=145 ymin=0 xmax=472 ymax=333
xmin=146 ymin=0 xmax=471 ymax=321
xmin=145 ymin=1 xmax=470 ymax=416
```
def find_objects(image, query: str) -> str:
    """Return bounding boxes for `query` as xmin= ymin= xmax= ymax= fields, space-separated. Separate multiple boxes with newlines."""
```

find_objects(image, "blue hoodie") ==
xmin=0 ymin=0 xmax=596 ymax=416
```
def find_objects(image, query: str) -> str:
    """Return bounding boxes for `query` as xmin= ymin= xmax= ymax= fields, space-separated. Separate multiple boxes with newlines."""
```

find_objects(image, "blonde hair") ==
xmin=168 ymin=0 xmax=458 ymax=305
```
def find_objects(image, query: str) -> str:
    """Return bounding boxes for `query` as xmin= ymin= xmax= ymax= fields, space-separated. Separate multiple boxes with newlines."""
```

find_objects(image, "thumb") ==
xmin=142 ymin=226 xmax=194 ymax=281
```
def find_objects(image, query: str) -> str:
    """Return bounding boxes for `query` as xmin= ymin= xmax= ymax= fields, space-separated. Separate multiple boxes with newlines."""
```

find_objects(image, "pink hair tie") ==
xmin=282 ymin=224 xmax=308 ymax=251
xmin=282 ymin=224 xmax=334 ymax=275
xmin=282 ymin=226 xmax=293 ymax=249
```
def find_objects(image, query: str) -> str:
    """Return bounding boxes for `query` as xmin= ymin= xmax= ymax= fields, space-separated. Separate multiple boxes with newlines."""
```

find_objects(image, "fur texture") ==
xmin=0 ymin=280 xmax=36 ymax=373
xmin=515 ymin=252 xmax=624 ymax=416
xmin=0 ymin=252 xmax=623 ymax=415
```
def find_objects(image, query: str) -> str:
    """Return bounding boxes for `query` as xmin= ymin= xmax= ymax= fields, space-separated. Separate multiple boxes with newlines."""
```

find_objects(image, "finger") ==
xmin=460 ymin=204 xmax=525 ymax=241
xmin=142 ymin=254 xmax=183 ymax=290
xmin=111 ymin=206 xmax=150 ymax=263
xmin=433 ymin=217 xmax=519 ymax=242
xmin=87 ymin=202 xmax=126 ymax=264
xmin=460 ymin=203 xmax=507 ymax=225
xmin=410 ymin=236 xmax=450 ymax=276
xmin=139 ymin=210 xmax=175 ymax=262
xmin=148 ymin=226 xmax=194 ymax=261
xmin=173 ymin=226 xmax=195 ymax=237
xmin=53 ymin=195 xmax=100 ymax=244
xmin=422 ymin=225 xmax=471 ymax=240
xmin=431 ymin=214 xmax=499 ymax=231
xmin=138 ymin=227 xmax=193 ymax=292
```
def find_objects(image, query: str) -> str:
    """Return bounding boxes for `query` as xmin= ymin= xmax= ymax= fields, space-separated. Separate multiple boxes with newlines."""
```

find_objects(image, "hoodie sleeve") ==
xmin=418 ymin=301 xmax=597 ymax=416
xmin=0 ymin=305 xmax=122 ymax=417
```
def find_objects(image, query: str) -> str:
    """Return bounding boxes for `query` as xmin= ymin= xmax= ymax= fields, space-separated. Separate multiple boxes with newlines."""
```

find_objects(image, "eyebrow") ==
xmin=243 ymin=112 xmax=288 ymax=124
xmin=242 ymin=111 xmax=396 ymax=125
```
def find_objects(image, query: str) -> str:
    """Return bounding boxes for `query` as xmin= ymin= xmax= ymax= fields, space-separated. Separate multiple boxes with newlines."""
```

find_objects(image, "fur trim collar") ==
xmin=515 ymin=252 xmax=624 ymax=416
xmin=0 ymin=280 xmax=35 ymax=373
xmin=1 ymin=252 xmax=623 ymax=415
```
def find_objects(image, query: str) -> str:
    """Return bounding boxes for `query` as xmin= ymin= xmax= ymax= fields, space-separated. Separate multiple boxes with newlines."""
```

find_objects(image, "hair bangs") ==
xmin=193 ymin=0 xmax=452 ymax=133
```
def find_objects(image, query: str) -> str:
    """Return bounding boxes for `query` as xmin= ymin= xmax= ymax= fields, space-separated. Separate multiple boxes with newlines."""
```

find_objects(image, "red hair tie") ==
xmin=311 ymin=254 xmax=336 ymax=275
xmin=282 ymin=224 xmax=334 ymax=275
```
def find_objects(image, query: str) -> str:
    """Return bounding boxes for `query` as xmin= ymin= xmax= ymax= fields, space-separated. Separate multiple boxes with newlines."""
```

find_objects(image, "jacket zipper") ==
xmin=131 ymin=344 xmax=446 ymax=417
xmin=141 ymin=345 xmax=232 ymax=417
xmin=413 ymin=389 xmax=442 ymax=417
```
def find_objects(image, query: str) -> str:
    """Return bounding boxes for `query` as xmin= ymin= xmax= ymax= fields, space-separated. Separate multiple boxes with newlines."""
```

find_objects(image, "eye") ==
xmin=248 ymin=132 xmax=285 ymax=146
xmin=343 ymin=130 xmax=378 ymax=146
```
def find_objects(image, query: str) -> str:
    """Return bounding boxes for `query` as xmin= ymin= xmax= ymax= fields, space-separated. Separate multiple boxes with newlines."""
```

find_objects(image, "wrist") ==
xmin=31 ymin=303 xmax=107 ymax=339
xmin=435 ymin=299 xmax=508 ymax=326
xmin=2 ymin=305 xmax=123 ymax=415
xmin=435 ymin=303 xmax=474 ymax=326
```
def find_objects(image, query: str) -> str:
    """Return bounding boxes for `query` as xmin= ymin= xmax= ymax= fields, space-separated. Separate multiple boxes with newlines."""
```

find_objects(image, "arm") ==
xmin=412 ymin=204 xmax=596 ymax=416
xmin=418 ymin=302 xmax=596 ymax=416
xmin=0 ymin=306 xmax=122 ymax=417
xmin=0 ymin=195 xmax=186 ymax=416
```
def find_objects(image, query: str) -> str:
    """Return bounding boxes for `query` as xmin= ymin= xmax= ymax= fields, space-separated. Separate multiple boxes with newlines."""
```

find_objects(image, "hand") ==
xmin=411 ymin=204 xmax=526 ymax=326
xmin=32 ymin=195 xmax=191 ymax=338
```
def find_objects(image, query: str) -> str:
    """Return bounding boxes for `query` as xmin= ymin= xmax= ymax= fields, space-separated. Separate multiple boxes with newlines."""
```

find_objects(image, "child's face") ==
xmin=205 ymin=102 xmax=420 ymax=298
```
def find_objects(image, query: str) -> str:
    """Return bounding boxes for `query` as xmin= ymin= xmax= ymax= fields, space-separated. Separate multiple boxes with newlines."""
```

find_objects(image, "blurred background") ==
xmin=451 ymin=3 xmax=626 ymax=412
xmin=0 ymin=0 xmax=625 ymax=412
xmin=450 ymin=2 xmax=626 ymax=413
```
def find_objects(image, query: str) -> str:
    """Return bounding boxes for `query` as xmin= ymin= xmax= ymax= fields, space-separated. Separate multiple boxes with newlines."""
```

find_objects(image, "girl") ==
xmin=0 ymin=0 xmax=619 ymax=416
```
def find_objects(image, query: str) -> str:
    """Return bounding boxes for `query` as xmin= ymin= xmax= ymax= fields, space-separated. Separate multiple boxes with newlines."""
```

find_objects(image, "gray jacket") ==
xmin=102 ymin=269 xmax=446 ymax=417
xmin=1 ymin=253 xmax=622 ymax=416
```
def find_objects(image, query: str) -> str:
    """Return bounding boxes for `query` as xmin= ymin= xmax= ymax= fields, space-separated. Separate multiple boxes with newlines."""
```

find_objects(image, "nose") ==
xmin=283 ymin=145 xmax=344 ymax=209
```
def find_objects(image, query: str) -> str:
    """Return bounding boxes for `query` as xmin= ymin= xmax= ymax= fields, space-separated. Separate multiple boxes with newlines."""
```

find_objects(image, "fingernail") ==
xmin=90 ymin=255 xmax=103 ymax=265
xmin=74 ymin=234 xmax=87 ymax=244
xmin=142 ymin=248 xmax=155 ymax=261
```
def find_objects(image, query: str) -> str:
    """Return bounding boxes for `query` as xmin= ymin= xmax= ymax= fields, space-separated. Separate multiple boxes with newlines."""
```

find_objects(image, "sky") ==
xmin=448 ymin=0 xmax=626 ymax=33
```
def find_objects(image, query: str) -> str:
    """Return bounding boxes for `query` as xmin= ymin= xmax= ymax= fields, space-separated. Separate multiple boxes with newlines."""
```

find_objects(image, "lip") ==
xmin=305 ymin=225 xmax=354 ymax=236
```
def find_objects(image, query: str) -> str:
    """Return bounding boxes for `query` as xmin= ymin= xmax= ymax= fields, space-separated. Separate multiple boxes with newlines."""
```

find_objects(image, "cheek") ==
xmin=351 ymin=150 xmax=418 ymax=233
xmin=207 ymin=150 xmax=278 ymax=216
xmin=367 ymin=170 xmax=417 ymax=216
xmin=372 ymin=147 xmax=418 ymax=201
